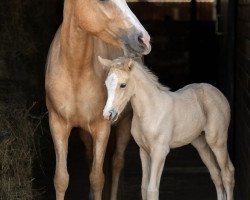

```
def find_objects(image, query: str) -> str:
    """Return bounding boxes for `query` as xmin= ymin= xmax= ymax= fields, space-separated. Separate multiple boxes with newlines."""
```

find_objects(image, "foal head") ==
xmin=98 ymin=56 xmax=135 ymax=122
xmin=72 ymin=0 xmax=151 ymax=56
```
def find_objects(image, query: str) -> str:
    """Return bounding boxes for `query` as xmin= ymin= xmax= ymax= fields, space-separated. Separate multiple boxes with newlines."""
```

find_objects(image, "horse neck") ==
xmin=130 ymin=66 xmax=169 ymax=117
xmin=59 ymin=3 xmax=122 ymax=78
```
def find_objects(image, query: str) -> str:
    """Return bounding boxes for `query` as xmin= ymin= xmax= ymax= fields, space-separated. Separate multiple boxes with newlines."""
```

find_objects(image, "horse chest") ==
xmin=47 ymin=73 xmax=107 ymax=126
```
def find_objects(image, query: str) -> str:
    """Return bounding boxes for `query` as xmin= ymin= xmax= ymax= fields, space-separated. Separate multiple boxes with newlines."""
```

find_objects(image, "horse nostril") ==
xmin=138 ymin=34 xmax=144 ymax=44
xmin=109 ymin=111 xmax=113 ymax=120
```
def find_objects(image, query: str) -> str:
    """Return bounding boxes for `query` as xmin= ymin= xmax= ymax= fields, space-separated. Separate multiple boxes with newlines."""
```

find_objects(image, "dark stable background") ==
xmin=1 ymin=0 xmax=244 ymax=200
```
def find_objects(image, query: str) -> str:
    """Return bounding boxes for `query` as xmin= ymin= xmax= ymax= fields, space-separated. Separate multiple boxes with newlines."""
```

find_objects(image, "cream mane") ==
xmin=133 ymin=61 xmax=170 ymax=92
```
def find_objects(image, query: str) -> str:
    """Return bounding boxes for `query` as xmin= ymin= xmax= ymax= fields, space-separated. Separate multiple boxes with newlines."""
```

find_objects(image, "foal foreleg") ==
xmin=49 ymin=112 xmax=71 ymax=200
xmin=192 ymin=135 xmax=225 ymax=200
xmin=89 ymin=121 xmax=111 ymax=200
xmin=140 ymin=148 xmax=150 ymax=200
xmin=111 ymin=115 xmax=131 ymax=200
xmin=147 ymin=145 xmax=169 ymax=200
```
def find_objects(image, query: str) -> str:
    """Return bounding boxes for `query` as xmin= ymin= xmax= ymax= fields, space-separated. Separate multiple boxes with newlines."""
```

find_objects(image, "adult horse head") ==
xmin=72 ymin=0 xmax=151 ymax=56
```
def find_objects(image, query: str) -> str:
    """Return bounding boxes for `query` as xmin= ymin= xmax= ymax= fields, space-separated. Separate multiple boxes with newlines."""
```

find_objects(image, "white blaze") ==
xmin=112 ymin=0 xmax=148 ymax=37
xmin=104 ymin=73 xmax=118 ymax=117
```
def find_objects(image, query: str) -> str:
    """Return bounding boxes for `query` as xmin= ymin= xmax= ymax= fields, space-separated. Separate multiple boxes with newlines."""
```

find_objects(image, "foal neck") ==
xmin=130 ymin=64 xmax=170 ymax=117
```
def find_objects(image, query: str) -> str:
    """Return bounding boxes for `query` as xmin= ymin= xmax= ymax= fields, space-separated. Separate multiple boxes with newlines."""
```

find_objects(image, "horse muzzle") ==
xmin=122 ymin=29 xmax=151 ymax=56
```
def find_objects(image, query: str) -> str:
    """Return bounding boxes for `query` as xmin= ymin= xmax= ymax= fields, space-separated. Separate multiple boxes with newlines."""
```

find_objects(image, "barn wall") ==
xmin=0 ymin=0 xmax=62 ymax=103
xmin=0 ymin=1 xmax=64 ymax=199
xmin=235 ymin=0 xmax=250 ymax=199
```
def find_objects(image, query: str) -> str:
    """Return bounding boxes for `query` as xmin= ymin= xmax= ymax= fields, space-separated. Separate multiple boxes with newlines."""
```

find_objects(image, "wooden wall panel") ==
xmin=235 ymin=0 xmax=250 ymax=199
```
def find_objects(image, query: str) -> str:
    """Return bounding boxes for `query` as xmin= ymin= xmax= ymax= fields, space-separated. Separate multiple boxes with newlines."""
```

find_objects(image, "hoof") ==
xmin=89 ymin=190 xmax=94 ymax=200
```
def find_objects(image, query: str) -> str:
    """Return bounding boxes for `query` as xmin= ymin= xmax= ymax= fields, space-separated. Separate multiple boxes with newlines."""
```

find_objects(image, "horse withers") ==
xmin=99 ymin=56 xmax=235 ymax=200
xmin=45 ymin=0 xmax=151 ymax=199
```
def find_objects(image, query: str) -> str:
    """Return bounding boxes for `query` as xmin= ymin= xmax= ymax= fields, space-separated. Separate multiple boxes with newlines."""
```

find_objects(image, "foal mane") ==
xmin=134 ymin=62 xmax=170 ymax=92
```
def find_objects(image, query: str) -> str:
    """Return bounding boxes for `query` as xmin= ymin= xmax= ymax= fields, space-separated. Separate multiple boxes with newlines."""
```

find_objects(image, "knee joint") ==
xmin=54 ymin=172 xmax=69 ymax=192
xmin=147 ymin=188 xmax=159 ymax=199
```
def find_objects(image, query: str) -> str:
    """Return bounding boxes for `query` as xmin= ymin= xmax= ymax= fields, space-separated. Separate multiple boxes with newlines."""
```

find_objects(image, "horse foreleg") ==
xmin=140 ymin=147 xmax=150 ymax=200
xmin=192 ymin=135 xmax=225 ymax=200
xmin=147 ymin=145 xmax=169 ymax=200
xmin=89 ymin=121 xmax=111 ymax=200
xmin=49 ymin=112 xmax=71 ymax=200
xmin=110 ymin=115 xmax=131 ymax=200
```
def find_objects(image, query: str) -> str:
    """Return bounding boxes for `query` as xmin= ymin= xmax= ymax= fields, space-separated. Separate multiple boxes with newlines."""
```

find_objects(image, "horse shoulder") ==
xmin=46 ymin=26 xmax=62 ymax=76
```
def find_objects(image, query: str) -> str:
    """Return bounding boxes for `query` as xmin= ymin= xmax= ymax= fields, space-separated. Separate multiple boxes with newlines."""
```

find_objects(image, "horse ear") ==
xmin=98 ymin=56 xmax=112 ymax=70
xmin=127 ymin=59 xmax=134 ymax=71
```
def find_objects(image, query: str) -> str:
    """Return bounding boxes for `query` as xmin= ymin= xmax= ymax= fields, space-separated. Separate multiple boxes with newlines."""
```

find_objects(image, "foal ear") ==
xmin=126 ymin=59 xmax=134 ymax=71
xmin=98 ymin=56 xmax=112 ymax=70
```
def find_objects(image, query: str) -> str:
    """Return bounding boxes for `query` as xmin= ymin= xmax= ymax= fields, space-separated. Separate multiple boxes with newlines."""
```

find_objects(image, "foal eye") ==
xmin=120 ymin=83 xmax=127 ymax=88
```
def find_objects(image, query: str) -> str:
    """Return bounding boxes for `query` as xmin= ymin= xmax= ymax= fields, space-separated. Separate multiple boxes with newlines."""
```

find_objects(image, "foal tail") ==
xmin=201 ymin=83 xmax=231 ymax=133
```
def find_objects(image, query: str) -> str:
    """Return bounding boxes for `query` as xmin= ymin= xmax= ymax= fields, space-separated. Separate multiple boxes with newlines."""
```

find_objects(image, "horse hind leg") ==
xmin=110 ymin=114 xmax=131 ymax=200
xmin=79 ymin=129 xmax=93 ymax=168
xmin=191 ymin=135 xmax=226 ymax=200
xmin=79 ymin=129 xmax=94 ymax=200
xmin=205 ymin=130 xmax=235 ymax=200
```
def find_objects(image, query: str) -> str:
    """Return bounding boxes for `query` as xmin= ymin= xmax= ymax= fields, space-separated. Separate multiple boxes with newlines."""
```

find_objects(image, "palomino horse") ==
xmin=99 ymin=57 xmax=235 ymax=200
xmin=45 ymin=0 xmax=151 ymax=199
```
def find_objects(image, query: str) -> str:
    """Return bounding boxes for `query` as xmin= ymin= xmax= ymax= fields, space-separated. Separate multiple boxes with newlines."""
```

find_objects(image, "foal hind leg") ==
xmin=206 ymin=131 xmax=235 ymax=200
xmin=191 ymin=135 xmax=225 ymax=200
xmin=111 ymin=115 xmax=131 ymax=200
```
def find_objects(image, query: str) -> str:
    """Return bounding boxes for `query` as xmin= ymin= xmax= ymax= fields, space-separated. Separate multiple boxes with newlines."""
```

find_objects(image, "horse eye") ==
xmin=120 ymin=83 xmax=127 ymax=88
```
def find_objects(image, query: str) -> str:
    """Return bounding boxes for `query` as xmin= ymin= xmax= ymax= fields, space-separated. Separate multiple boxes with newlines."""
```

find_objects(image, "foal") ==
xmin=98 ymin=57 xmax=235 ymax=200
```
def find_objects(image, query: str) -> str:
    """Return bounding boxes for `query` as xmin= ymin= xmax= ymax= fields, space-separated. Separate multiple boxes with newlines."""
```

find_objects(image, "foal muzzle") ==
xmin=104 ymin=109 xmax=119 ymax=122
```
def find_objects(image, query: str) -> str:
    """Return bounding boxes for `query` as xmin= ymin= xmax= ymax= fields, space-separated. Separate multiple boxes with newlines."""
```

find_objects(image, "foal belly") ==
xmin=169 ymin=118 xmax=205 ymax=148
xmin=169 ymin=128 xmax=203 ymax=148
